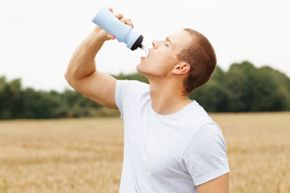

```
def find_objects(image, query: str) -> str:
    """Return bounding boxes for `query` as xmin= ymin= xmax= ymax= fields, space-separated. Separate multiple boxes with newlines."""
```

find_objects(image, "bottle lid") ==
xmin=130 ymin=35 xmax=144 ymax=50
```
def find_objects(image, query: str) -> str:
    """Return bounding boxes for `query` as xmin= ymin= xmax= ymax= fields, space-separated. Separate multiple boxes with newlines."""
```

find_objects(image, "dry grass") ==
xmin=0 ymin=113 xmax=289 ymax=193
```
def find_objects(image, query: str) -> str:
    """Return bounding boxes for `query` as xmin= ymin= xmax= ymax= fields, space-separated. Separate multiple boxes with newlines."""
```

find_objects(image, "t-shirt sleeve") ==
xmin=115 ymin=80 xmax=131 ymax=119
xmin=115 ymin=80 xmax=127 ymax=117
xmin=182 ymin=122 xmax=230 ymax=186
xmin=115 ymin=79 xmax=146 ymax=119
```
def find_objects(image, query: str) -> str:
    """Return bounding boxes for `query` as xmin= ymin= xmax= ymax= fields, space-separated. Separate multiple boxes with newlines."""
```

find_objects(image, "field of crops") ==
xmin=0 ymin=113 xmax=289 ymax=193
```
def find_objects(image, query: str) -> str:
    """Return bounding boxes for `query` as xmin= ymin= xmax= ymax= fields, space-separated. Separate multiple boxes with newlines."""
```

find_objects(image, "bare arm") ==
xmin=196 ymin=173 xmax=229 ymax=193
xmin=64 ymin=11 xmax=131 ymax=108
xmin=64 ymin=27 xmax=117 ymax=108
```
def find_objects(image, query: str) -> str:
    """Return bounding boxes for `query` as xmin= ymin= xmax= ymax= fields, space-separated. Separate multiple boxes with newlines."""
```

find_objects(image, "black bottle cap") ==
xmin=131 ymin=35 xmax=144 ymax=50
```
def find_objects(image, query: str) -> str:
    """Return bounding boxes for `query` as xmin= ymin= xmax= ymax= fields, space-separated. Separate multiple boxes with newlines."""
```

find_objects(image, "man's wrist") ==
xmin=92 ymin=27 xmax=109 ymax=42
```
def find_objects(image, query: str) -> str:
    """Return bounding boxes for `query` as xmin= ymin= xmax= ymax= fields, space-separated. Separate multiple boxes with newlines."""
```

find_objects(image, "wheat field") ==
xmin=0 ymin=113 xmax=289 ymax=193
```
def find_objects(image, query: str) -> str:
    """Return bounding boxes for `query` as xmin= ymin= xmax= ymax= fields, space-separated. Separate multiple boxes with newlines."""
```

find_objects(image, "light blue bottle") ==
xmin=92 ymin=7 xmax=146 ymax=51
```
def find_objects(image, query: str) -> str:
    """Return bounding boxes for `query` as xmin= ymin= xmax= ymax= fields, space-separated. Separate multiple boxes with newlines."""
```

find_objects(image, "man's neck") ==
xmin=149 ymin=79 xmax=191 ymax=115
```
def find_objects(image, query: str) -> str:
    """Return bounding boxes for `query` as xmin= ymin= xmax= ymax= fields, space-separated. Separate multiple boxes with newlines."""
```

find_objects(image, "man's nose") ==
xmin=152 ymin=40 xmax=160 ymax=49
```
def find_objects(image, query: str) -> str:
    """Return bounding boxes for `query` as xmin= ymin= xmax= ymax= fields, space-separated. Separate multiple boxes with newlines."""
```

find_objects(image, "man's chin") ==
xmin=136 ymin=64 xmax=147 ymax=76
xmin=136 ymin=63 xmax=141 ymax=72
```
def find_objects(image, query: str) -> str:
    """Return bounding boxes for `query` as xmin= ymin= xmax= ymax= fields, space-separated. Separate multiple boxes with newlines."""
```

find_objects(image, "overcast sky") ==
xmin=0 ymin=0 xmax=289 ymax=91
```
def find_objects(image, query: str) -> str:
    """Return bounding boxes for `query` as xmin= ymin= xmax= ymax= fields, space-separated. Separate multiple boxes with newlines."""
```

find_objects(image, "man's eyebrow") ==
xmin=165 ymin=37 xmax=172 ymax=45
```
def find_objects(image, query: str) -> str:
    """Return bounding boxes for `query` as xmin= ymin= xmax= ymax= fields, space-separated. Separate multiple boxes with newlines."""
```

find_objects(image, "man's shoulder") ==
xmin=189 ymin=100 xmax=213 ymax=123
xmin=116 ymin=79 xmax=149 ymax=101
xmin=189 ymin=101 xmax=223 ymax=141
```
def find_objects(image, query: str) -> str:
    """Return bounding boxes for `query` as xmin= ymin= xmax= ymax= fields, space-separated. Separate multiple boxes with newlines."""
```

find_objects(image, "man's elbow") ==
xmin=64 ymin=67 xmax=78 ymax=89
xmin=64 ymin=70 xmax=72 ymax=84
xmin=196 ymin=173 xmax=229 ymax=193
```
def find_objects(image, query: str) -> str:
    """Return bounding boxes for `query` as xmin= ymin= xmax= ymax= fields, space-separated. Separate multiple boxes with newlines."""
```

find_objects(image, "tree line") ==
xmin=0 ymin=78 xmax=101 ymax=119
xmin=0 ymin=61 xmax=289 ymax=119
xmin=191 ymin=61 xmax=290 ymax=112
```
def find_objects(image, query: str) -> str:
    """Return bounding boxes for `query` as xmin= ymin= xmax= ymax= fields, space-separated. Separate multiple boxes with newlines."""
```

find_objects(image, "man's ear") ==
xmin=172 ymin=62 xmax=190 ymax=75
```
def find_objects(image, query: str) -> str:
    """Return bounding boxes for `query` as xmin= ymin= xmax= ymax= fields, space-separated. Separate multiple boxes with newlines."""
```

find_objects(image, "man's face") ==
xmin=137 ymin=30 xmax=192 ymax=78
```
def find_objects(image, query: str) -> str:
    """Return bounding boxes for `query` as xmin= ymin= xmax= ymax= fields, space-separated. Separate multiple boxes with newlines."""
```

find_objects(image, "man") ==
xmin=65 ymin=9 xmax=230 ymax=193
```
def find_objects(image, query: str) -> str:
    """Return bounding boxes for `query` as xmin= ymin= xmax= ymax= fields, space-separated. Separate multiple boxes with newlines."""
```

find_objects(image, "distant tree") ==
xmin=0 ymin=60 xmax=290 ymax=119
xmin=114 ymin=72 xmax=148 ymax=83
xmin=223 ymin=61 xmax=257 ymax=111
xmin=0 ymin=77 xmax=22 ymax=118
xmin=190 ymin=80 xmax=229 ymax=112
xmin=250 ymin=66 xmax=290 ymax=111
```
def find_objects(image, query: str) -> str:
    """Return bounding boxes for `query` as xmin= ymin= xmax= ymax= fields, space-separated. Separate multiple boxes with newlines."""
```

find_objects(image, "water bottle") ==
xmin=92 ymin=7 xmax=148 ymax=54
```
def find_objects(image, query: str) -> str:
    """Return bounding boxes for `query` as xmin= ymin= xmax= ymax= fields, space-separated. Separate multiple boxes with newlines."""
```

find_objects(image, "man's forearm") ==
xmin=65 ymin=28 xmax=108 ymax=82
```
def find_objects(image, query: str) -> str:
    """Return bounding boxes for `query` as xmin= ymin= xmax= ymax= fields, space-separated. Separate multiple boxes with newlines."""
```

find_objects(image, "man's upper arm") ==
xmin=71 ymin=71 xmax=117 ymax=108
xmin=196 ymin=173 xmax=229 ymax=193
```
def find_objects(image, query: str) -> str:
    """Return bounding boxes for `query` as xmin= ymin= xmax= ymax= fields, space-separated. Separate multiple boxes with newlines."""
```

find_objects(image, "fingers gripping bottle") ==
xmin=92 ymin=7 xmax=148 ymax=54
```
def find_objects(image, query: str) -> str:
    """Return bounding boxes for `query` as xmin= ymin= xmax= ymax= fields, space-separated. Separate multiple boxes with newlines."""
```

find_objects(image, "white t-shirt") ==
xmin=115 ymin=80 xmax=230 ymax=193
